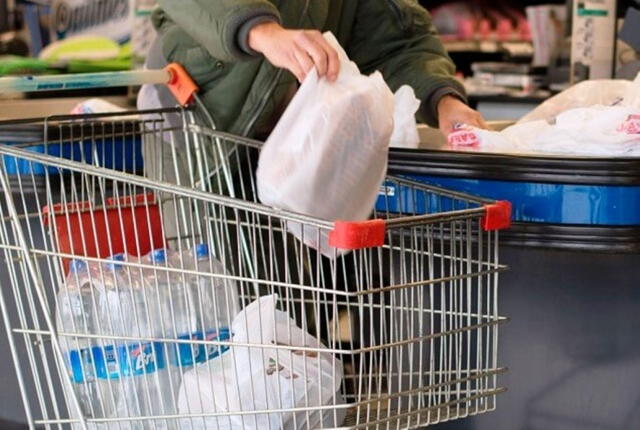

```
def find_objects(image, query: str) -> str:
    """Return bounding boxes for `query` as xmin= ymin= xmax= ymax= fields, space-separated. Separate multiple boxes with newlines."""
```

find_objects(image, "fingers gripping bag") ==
xmin=177 ymin=295 xmax=345 ymax=429
xmin=256 ymin=32 xmax=395 ymax=258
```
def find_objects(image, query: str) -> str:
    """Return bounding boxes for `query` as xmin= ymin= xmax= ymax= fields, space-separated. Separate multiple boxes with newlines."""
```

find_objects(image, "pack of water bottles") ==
xmin=55 ymin=242 xmax=346 ymax=428
xmin=55 ymin=243 xmax=240 ymax=428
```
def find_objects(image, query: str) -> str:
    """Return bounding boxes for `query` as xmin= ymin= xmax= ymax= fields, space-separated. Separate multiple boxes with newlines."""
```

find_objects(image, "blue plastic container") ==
xmin=1 ymin=136 xmax=144 ymax=176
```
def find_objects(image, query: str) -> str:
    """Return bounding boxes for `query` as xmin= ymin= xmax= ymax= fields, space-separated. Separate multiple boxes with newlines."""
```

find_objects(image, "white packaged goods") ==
xmin=390 ymin=85 xmax=422 ymax=149
xmin=181 ymin=243 xmax=240 ymax=339
xmin=57 ymin=259 xmax=110 ymax=429
xmin=449 ymin=73 xmax=640 ymax=156
xmin=257 ymin=32 xmax=395 ymax=257
xmin=56 ymin=246 xmax=239 ymax=429
xmin=177 ymin=295 xmax=345 ymax=429
xmin=166 ymin=244 xmax=240 ymax=378
xmin=145 ymin=249 xmax=196 ymax=403
xmin=99 ymin=253 xmax=174 ymax=429
xmin=145 ymin=248 xmax=240 ymax=397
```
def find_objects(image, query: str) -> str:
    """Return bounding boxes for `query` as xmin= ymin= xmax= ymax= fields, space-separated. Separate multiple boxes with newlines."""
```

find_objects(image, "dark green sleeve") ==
xmin=154 ymin=0 xmax=280 ymax=62
xmin=348 ymin=0 xmax=467 ymax=127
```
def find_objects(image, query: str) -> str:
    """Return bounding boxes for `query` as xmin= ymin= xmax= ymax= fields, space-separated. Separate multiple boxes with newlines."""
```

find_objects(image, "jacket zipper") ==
xmin=240 ymin=0 xmax=311 ymax=137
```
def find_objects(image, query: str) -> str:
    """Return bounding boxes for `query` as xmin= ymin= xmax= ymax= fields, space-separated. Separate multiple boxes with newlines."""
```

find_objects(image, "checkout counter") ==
xmin=396 ymin=125 xmax=640 ymax=430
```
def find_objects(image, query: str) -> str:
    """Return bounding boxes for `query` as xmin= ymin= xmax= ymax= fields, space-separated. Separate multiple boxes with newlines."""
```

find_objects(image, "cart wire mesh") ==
xmin=0 ymin=106 xmax=508 ymax=429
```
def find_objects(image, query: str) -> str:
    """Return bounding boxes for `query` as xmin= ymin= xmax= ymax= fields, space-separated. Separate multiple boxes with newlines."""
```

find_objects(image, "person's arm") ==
xmin=348 ymin=0 xmax=486 ymax=134
xmin=155 ymin=0 xmax=281 ymax=62
xmin=155 ymin=1 xmax=340 ymax=81
xmin=248 ymin=22 xmax=339 ymax=82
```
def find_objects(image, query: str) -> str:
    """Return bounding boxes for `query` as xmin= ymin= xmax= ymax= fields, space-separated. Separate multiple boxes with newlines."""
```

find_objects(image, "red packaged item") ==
xmin=617 ymin=114 xmax=640 ymax=135
xmin=448 ymin=125 xmax=480 ymax=147
xmin=478 ymin=19 xmax=492 ymax=40
xmin=497 ymin=19 xmax=514 ymax=42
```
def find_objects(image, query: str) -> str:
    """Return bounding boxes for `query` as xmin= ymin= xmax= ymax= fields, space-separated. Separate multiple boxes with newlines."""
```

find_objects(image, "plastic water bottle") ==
xmin=185 ymin=244 xmax=239 ymax=363
xmin=56 ymin=259 xmax=109 ymax=428
xmin=99 ymin=253 xmax=175 ymax=429
xmin=146 ymin=249 xmax=198 ymax=397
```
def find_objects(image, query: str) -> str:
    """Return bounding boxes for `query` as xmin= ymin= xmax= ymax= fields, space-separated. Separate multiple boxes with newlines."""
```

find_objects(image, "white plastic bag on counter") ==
xmin=256 ymin=32 xmax=395 ymax=258
xmin=177 ymin=295 xmax=345 ymax=429
xmin=450 ymin=105 xmax=640 ymax=156
xmin=448 ymin=73 xmax=640 ymax=157
xmin=518 ymin=73 xmax=640 ymax=124
xmin=390 ymin=85 xmax=421 ymax=149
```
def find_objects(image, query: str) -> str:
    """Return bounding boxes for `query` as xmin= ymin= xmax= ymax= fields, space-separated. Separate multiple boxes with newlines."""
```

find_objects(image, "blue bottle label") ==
xmin=99 ymin=345 xmax=119 ymax=378
xmin=169 ymin=327 xmax=232 ymax=367
xmin=68 ymin=348 xmax=96 ymax=384
xmin=169 ymin=333 xmax=201 ymax=368
xmin=200 ymin=328 xmax=231 ymax=362
xmin=94 ymin=342 xmax=166 ymax=379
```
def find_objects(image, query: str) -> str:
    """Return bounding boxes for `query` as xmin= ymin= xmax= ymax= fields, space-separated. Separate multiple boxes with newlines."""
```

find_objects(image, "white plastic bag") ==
xmin=256 ymin=32 xmax=395 ymax=257
xmin=448 ymin=73 xmax=640 ymax=157
xmin=177 ymin=295 xmax=345 ymax=429
xmin=451 ymin=105 xmax=640 ymax=156
xmin=518 ymin=76 xmax=640 ymax=124
xmin=390 ymin=85 xmax=421 ymax=149
xmin=71 ymin=98 xmax=138 ymax=120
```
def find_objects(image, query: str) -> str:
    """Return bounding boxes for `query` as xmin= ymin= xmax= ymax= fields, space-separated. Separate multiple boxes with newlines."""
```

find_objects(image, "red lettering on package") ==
xmin=617 ymin=115 xmax=640 ymax=135
xmin=448 ymin=130 xmax=480 ymax=147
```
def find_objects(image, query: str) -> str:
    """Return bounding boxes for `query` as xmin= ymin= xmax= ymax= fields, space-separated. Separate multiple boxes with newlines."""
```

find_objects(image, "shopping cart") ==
xmin=0 ymin=66 xmax=511 ymax=429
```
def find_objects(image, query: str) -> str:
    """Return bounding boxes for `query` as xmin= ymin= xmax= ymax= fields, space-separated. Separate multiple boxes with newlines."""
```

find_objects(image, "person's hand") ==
xmin=437 ymin=95 xmax=488 ymax=136
xmin=248 ymin=21 xmax=340 ymax=83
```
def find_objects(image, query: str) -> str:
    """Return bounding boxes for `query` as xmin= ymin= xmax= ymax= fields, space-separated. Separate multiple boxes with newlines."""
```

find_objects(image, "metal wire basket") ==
xmin=0 ymin=67 xmax=510 ymax=429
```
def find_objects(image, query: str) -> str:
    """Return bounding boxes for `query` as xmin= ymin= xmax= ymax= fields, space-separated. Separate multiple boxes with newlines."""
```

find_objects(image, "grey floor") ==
xmin=440 ymin=245 xmax=640 ymax=430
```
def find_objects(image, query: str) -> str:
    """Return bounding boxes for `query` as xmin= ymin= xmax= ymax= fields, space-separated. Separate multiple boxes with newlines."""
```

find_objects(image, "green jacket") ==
xmin=152 ymin=0 xmax=465 ymax=137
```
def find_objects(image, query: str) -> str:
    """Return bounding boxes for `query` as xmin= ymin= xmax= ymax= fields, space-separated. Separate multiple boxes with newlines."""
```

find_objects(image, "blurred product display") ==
xmin=0 ymin=1 xmax=9 ymax=33
xmin=429 ymin=0 xmax=532 ymax=43
xmin=417 ymin=0 xmax=640 ymax=103
xmin=570 ymin=0 xmax=618 ymax=82
xmin=132 ymin=0 xmax=157 ymax=68
xmin=1 ymin=0 xmax=637 ymax=100
xmin=471 ymin=62 xmax=547 ymax=93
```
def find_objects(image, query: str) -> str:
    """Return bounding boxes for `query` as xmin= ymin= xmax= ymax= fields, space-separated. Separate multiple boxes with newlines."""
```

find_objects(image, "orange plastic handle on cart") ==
xmin=166 ymin=63 xmax=199 ymax=106
xmin=329 ymin=219 xmax=386 ymax=250
xmin=482 ymin=201 xmax=512 ymax=231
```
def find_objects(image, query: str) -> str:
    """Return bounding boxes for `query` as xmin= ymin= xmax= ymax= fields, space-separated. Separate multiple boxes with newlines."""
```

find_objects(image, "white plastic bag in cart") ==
xmin=177 ymin=295 xmax=345 ymax=429
xmin=256 ymin=32 xmax=395 ymax=257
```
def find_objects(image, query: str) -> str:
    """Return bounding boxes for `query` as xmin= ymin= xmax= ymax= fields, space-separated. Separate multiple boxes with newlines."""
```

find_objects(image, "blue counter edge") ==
xmin=376 ymin=175 xmax=640 ymax=226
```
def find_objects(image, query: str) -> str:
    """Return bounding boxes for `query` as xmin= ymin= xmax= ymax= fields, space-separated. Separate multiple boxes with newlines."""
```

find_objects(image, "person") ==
xmin=136 ymin=2 xmax=485 ymax=394
xmin=137 ymin=0 xmax=488 ymax=244
xmin=140 ymin=0 xmax=487 ymax=140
